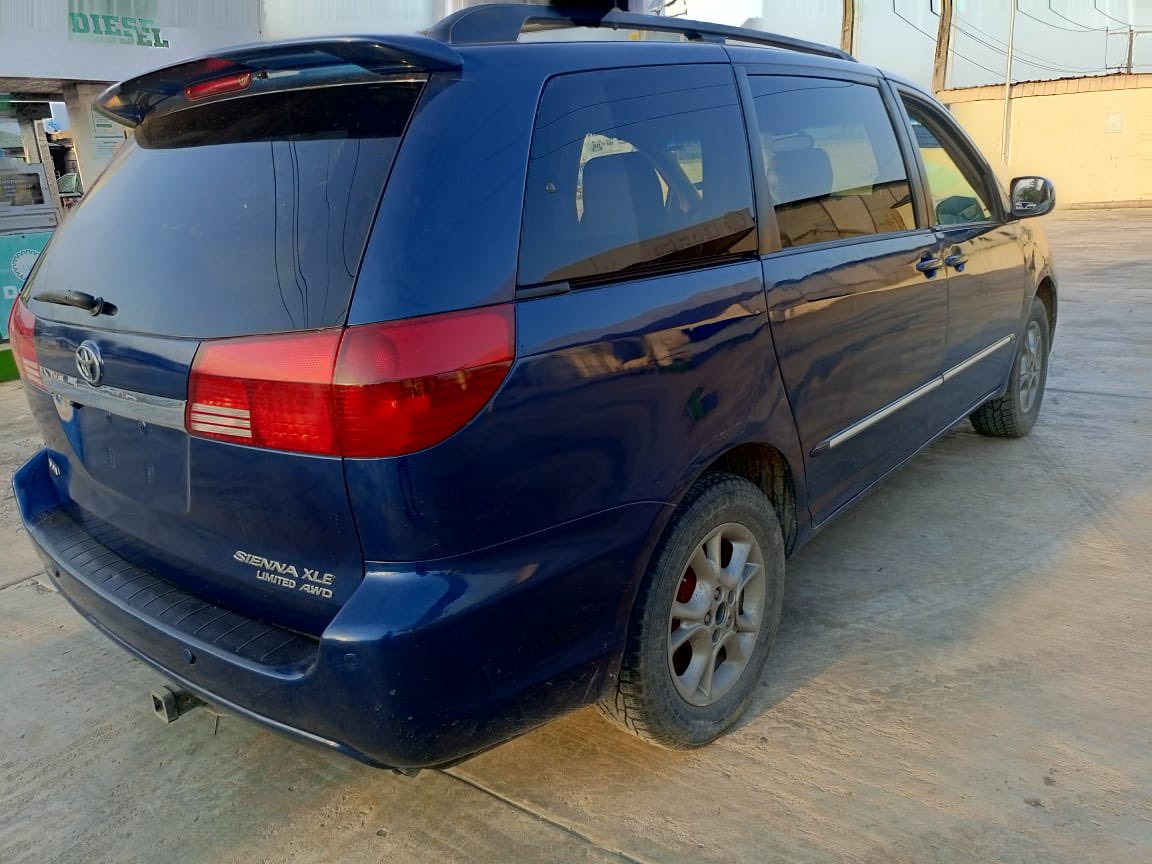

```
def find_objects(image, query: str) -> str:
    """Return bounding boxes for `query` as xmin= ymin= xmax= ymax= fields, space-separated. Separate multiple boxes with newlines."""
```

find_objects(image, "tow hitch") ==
xmin=150 ymin=685 xmax=204 ymax=723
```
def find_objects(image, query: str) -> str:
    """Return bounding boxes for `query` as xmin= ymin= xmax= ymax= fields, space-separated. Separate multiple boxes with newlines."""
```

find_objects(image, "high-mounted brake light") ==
xmin=8 ymin=300 xmax=44 ymax=391
xmin=184 ymin=71 xmax=252 ymax=101
xmin=186 ymin=305 xmax=515 ymax=458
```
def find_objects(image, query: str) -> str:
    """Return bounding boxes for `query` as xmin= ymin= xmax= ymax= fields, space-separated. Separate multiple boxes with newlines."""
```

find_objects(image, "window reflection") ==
xmin=521 ymin=66 xmax=757 ymax=287
xmin=751 ymin=77 xmax=916 ymax=249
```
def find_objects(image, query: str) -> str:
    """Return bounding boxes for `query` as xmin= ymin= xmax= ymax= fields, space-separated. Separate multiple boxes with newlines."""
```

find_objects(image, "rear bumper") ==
xmin=14 ymin=449 xmax=665 ymax=768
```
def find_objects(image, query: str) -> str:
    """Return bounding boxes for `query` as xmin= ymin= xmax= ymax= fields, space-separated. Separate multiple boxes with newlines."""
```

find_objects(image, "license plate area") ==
xmin=62 ymin=403 xmax=190 ymax=512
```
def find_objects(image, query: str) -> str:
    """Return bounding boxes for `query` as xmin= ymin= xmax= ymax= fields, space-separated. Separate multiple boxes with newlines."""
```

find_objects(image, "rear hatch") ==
xmin=12 ymin=40 xmax=448 ymax=635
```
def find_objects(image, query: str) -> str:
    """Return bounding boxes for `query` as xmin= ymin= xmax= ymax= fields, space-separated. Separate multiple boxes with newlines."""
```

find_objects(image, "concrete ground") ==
xmin=1 ymin=210 xmax=1150 ymax=864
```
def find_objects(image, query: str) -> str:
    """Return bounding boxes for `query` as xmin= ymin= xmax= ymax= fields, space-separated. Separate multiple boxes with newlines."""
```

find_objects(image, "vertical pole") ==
xmin=62 ymin=82 xmax=120 ymax=193
xmin=18 ymin=120 xmax=38 ymax=164
xmin=31 ymin=121 xmax=63 ymax=221
xmin=841 ymin=0 xmax=856 ymax=55
xmin=1126 ymin=26 xmax=1135 ymax=73
xmin=932 ymin=0 xmax=954 ymax=93
xmin=1001 ymin=0 xmax=1017 ymax=166
xmin=1129 ymin=0 xmax=1138 ymax=72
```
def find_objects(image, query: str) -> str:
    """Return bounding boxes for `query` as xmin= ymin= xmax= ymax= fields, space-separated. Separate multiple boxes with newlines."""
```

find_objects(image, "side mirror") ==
xmin=1010 ymin=176 xmax=1055 ymax=219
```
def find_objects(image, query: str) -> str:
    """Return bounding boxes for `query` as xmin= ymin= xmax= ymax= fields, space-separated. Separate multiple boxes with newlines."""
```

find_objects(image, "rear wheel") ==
xmin=600 ymin=473 xmax=785 ymax=748
xmin=969 ymin=296 xmax=1050 ymax=438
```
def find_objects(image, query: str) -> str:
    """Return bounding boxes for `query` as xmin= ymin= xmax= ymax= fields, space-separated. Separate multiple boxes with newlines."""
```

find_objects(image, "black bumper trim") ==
xmin=28 ymin=508 xmax=318 ymax=673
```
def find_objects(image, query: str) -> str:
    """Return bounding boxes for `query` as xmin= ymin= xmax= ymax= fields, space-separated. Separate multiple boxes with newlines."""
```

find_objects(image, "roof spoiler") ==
xmin=94 ymin=35 xmax=462 ymax=128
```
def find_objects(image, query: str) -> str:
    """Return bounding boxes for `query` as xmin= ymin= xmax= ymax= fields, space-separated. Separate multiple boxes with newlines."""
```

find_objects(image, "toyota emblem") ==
xmin=75 ymin=341 xmax=103 ymax=386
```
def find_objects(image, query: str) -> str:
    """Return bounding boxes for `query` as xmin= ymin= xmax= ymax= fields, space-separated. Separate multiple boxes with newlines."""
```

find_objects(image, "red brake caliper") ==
xmin=671 ymin=569 xmax=697 ymax=632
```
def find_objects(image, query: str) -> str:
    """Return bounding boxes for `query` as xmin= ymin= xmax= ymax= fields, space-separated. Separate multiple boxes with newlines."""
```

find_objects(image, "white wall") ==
xmin=942 ymin=77 xmax=1152 ymax=206
xmin=260 ymin=0 xmax=447 ymax=41
xmin=738 ymin=0 xmax=842 ymax=49
xmin=0 ymin=0 xmax=261 ymax=82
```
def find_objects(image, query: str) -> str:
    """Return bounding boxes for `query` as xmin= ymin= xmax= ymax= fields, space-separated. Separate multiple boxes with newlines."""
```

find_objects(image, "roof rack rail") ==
xmin=426 ymin=4 xmax=854 ymax=62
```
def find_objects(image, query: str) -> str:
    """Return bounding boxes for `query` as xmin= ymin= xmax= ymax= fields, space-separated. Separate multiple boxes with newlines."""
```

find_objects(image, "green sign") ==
xmin=68 ymin=0 xmax=169 ymax=48
xmin=1 ymin=232 xmax=51 ymax=341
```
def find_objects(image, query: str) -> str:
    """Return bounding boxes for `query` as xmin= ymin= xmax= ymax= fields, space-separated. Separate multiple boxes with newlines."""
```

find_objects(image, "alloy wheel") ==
xmin=1018 ymin=320 xmax=1044 ymax=414
xmin=667 ymin=522 xmax=766 ymax=707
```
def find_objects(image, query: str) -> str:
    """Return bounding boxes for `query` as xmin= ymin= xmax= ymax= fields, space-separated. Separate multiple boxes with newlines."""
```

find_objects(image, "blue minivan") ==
xmin=10 ymin=5 xmax=1057 ymax=769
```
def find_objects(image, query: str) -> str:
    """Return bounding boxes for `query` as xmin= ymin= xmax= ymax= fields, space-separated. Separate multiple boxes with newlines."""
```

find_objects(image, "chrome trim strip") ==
xmin=41 ymin=370 xmax=186 ymax=431
xmin=814 ymin=377 xmax=944 ymax=455
xmin=811 ymin=384 xmax=1003 ymax=529
xmin=812 ymin=333 xmax=1015 ymax=456
xmin=942 ymin=334 xmax=1014 ymax=382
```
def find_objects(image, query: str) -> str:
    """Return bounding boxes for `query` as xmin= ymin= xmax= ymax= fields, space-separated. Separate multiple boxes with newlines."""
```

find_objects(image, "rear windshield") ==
xmin=26 ymin=81 xmax=422 ymax=338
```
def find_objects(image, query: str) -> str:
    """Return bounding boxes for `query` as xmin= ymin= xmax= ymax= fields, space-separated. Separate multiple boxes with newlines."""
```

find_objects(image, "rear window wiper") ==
xmin=33 ymin=290 xmax=118 ymax=317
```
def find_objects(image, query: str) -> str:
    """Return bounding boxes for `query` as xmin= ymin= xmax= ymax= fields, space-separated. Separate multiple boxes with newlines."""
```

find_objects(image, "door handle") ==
xmin=915 ymin=252 xmax=943 ymax=277
xmin=944 ymin=249 xmax=968 ymax=272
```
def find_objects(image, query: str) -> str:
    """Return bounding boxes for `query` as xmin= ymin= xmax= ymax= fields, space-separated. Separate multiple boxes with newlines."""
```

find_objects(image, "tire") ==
xmin=969 ymin=296 xmax=1050 ymax=438
xmin=599 ymin=472 xmax=785 ymax=748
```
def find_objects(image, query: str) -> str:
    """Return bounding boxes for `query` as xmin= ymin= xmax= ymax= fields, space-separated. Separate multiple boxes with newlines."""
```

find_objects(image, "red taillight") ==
xmin=184 ymin=71 xmax=252 ymax=101
xmin=186 ymin=305 xmax=515 ymax=458
xmin=8 ymin=301 xmax=44 ymax=390
xmin=187 ymin=328 xmax=342 ymax=455
xmin=333 ymin=306 xmax=515 ymax=457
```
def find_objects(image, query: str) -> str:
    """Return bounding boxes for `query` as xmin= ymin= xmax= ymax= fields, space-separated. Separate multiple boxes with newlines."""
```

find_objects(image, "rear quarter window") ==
xmin=518 ymin=64 xmax=757 ymax=288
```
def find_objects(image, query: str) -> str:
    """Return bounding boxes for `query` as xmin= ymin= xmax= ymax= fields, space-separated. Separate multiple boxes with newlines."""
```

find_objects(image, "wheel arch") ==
xmin=1034 ymin=275 xmax=1057 ymax=343
xmin=697 ymin=441 xmax=801 ymax=555
xmin=621 ymin=437 xmax=805 ymax=642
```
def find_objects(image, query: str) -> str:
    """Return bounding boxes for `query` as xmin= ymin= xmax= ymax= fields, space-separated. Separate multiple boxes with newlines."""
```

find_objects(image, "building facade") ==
xmin=941 ymin=74 xmax=1152 ymax=208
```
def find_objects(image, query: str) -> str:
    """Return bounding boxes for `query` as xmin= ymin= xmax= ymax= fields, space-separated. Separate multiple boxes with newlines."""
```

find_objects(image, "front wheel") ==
xmin=599 ymin=473 xmax=785 ymax=748
xmin=970 ymin=296 xmax=1050 ymax=438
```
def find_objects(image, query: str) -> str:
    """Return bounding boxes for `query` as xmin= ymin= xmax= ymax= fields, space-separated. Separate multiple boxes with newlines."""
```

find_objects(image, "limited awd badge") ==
xmin=75 ymin=341 xmax=103 ymax=386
